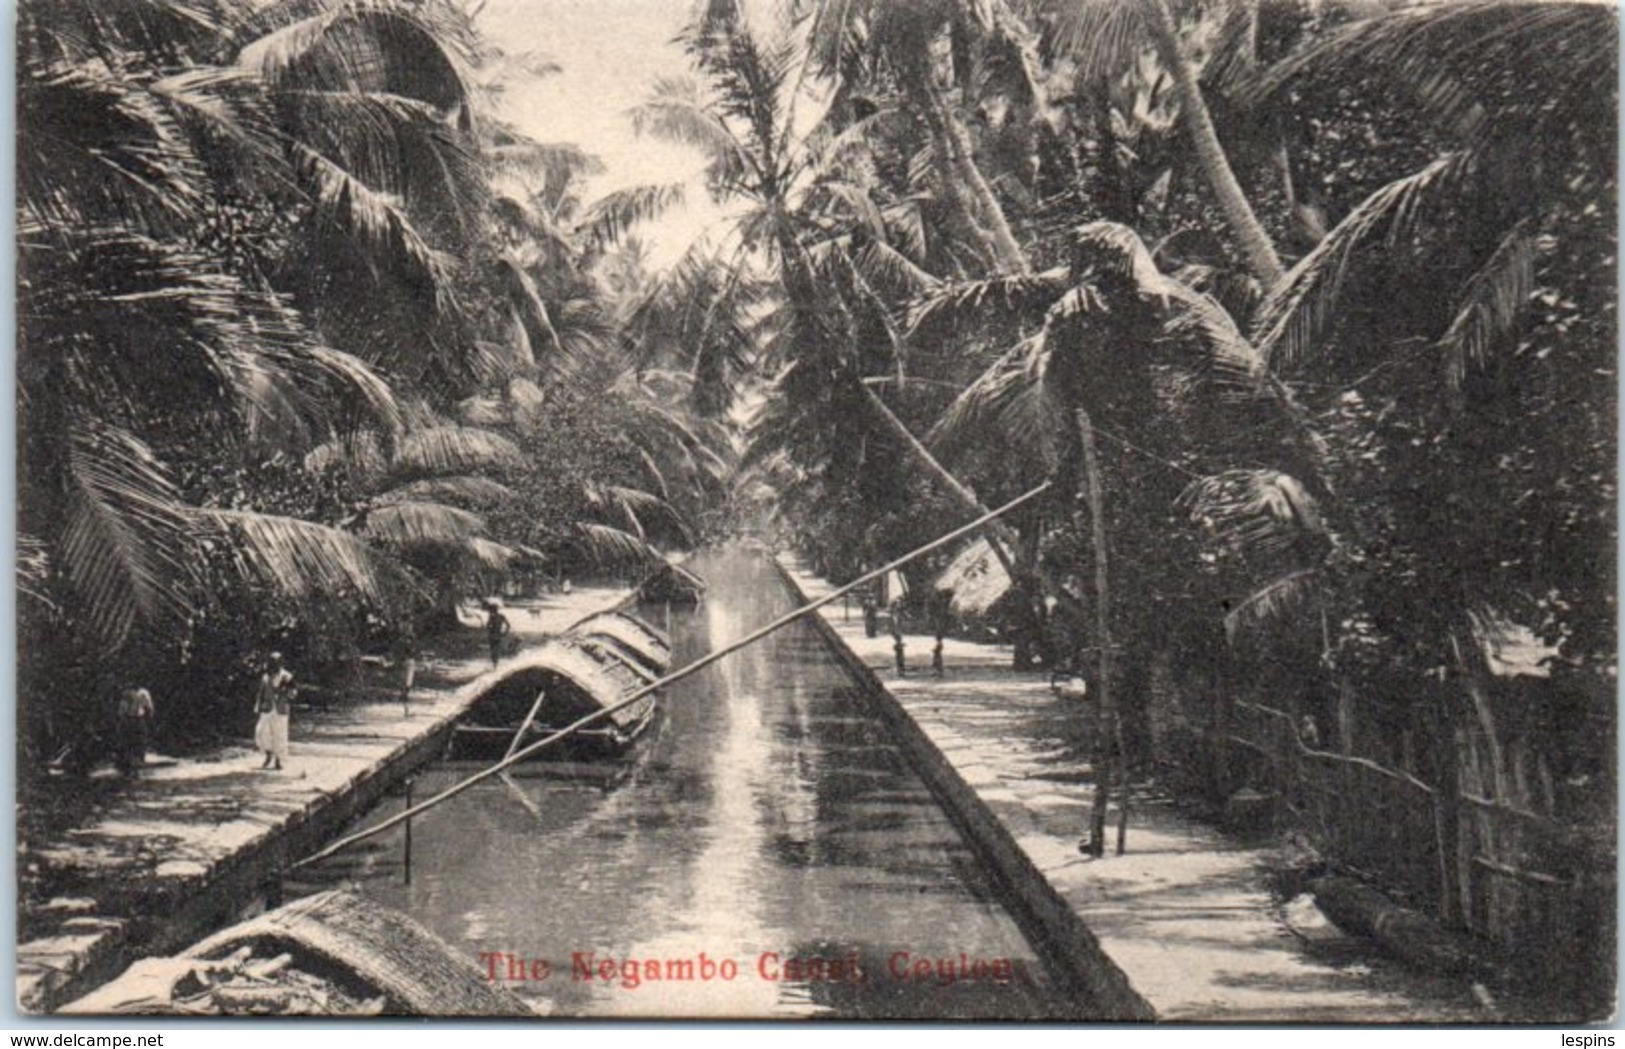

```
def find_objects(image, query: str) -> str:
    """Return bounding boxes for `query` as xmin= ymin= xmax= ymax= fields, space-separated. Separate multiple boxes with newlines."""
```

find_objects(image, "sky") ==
xmin=474 ymin=0 xmax=732 ymax=269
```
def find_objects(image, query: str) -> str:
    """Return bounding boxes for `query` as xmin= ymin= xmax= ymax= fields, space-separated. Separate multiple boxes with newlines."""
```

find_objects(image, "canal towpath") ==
xmin=777 ymin=556 xmax=1486 ymax=1023
xmin=17 ymin=585 xmax=632 ymax=1014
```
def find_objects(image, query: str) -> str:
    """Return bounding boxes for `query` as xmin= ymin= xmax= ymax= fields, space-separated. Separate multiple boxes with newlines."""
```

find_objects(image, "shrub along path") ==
xmin=16 ymin=587 xmax=630 ymax=1014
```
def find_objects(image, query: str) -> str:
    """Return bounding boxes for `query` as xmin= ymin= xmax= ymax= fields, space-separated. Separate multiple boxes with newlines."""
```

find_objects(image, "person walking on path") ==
xmin=115 ymin=686 xmax=154 ymax=776
xmin=254 ymin=653 xmax=295 ymax=771
xmin=485 ymin=603 xmax=511 ymax=668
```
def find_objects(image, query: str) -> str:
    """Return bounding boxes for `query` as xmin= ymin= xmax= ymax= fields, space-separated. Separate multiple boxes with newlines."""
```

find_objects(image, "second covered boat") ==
xmin=446 ymin=609 xmax=671 ymax=761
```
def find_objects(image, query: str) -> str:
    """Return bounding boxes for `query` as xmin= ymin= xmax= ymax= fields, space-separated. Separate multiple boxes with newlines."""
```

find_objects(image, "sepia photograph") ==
xmin=13 ymin=0 xmax=1619 ymax=1025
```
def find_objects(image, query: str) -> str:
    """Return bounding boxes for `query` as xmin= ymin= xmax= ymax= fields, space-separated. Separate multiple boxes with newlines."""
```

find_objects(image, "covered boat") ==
xmin=62 ymin=891 xmax=536 ymax=1017
xmin=636 ymin=562 xmax=707 ymax=605
xmin=446 ymin=639 xmax=659 ymax=761
xmin=570 ymin=609 xmax=672 ymax=680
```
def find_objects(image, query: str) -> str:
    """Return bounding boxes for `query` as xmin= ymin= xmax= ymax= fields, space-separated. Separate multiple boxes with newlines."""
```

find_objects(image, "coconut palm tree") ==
xmin=15 ymin=0 xmax=522 ymax=763
xmin=621 ymin=242 xmax=772 ymax=418
xmin=793 ymin=0 xmax=1048 ymax=276
xmin=635 ymin=1 xmax=1019 ymax=539
xmin=1039 ymin=0 xmax=1287 ymax=286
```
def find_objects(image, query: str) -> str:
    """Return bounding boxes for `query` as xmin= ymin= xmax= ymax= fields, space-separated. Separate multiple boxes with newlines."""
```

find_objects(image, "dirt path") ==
xmin=778 ymin=558 xmax=1486 ymax=1022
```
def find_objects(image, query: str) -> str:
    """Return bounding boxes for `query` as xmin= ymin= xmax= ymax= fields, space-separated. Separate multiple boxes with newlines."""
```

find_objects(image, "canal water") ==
xmin=290 ymin=547 xmax=1085 ymax=1019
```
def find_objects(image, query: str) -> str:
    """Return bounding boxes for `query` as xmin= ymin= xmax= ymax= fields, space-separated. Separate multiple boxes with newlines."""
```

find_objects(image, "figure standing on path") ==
xmin=115 ymin=686 xmax=154 ymax=775
xmin=254 ymin=652 xmax=295 ymax=771
xmin=486 ymin=603 xmax=510 ymax=668
xmin=930 ymin=589 xmax=950 ymax=678
xmin=890 ymin=603 xmax=907 ymax=676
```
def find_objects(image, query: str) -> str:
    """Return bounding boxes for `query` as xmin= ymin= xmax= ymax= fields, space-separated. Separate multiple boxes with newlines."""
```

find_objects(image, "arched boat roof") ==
xmin=568 ymin=611 xmax=670 ymax=671
xmin=98 ymin=891 xmax=533 ymax=1016
xmin=482 ymin=642 xmax=627 ymax=716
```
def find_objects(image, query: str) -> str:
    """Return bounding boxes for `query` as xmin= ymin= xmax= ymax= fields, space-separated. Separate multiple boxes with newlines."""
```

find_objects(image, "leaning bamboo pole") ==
xmin=292 ymin=482 xmax=1055 ymax=869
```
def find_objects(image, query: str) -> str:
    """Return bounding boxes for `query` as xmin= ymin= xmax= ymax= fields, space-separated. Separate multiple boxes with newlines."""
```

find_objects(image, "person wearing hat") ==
xmin=253 ymin=652 xmax=296 ymax=770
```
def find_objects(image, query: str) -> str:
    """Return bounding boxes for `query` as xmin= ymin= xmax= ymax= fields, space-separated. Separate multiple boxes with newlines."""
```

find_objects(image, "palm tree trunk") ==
xmin=1078 ymin=408 xmax=1127 ymax=856
xmin=860 ymin=385 xmax=1022 ymax=572
xmin=899 ymin=50 xmax=1030 ymax=276
xmin=1144 ymin=0 xmax=1285 ymax=288
xmin=860 ymin=384 xmax=1091 ymax=633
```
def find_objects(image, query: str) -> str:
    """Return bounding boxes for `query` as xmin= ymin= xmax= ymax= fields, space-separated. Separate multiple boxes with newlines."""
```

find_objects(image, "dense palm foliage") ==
xmin=646 ymin=0 xmax=1614 ymax=1007
xmin=18 ymin=0 xmax=728 ymax=765
xmin=17 ymin=0 xmax=1617 ymax=1010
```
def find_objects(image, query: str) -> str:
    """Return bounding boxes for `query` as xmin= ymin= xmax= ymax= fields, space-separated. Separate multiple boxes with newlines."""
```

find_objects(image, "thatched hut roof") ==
xmin=934 ymin=538 xmax=1013 ymax=617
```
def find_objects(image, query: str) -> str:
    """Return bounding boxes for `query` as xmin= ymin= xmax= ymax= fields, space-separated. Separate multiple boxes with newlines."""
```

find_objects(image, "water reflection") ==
xmin=291 ymin=548 xmax=1083 ymax=1019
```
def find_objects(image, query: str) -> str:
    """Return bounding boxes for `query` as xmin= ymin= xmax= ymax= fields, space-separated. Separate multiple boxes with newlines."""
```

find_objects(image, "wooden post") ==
xmin=1078 ymin=410 xmax=1127 ymax=856
xmin=402 ymin=777 xmax=414 ymax=886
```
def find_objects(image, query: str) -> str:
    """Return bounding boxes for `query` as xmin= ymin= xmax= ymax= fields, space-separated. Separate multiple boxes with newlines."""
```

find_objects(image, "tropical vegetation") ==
xmin=17 ymin=0 xmax=1617 ymax=1013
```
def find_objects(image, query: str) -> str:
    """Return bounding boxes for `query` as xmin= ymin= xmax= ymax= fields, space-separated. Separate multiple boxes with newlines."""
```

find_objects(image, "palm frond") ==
xmin=21 ymin=0 xmax=232 ymax=65
xmin=1072 ymin=222 xmax=1266 ymax=382
xmin=493 ymin=253 xmax=564 ymax=364
xmin=851 ymin=240 xmax=939 ymax=295
xmin=584 ymin=483 xmax=695 ymax=546
xmin=465 ymin=536 xmax=521 ymax=573
xmin=297 ymin=342 xmax=406 ymax=435
xmin=577 ymin=182 xmax=687 ymax=250
xmin=20 ymin=61 xmax=209 ymax=233
xmin=295 ymin=146 xmax=460 ymax=312
xmin=630 ymin=75 xmax=754 ymax=191
xmin=60 ymin=421 xmax=198 ymax=650
xmin=906 ymin=267 xmax=1069 ymax=335
xmin=148 ymin=64 xmax=289 ymax=189
xmin=1249 ymin=1 xmax=1617 ymax=149
xmin=485 ymin=132 xmax=603 ymax=185
xmin=1043 ymin=0 xmax=1149 ymax=84
xmin=569 ymin=521 xmax=663 ymax=569
xmin=274 ymin=87 xmax=485 ymax=228
xmin=374 ymin=475 xmax=516 ymax=508
xmin=1251 ymin=154 xmax=1469 ymax=371
xmin=489 ymin=194 xmax=575 ymax=257
xmin=17 ymin=534 xmax=57 ymax=616
xmin=304 ymin=429 xmax=389 ymax=485
xmin=392 ymin=425 xmax=524 ymax=479
xmin=1437 ymin=221 xmax=1535 ymax=393
xmin=208 ymin=507 xmax=399 ymax=608
xmin=1222 ymin=568 xmax=1322 ymax=643
xmin=454 ymin=393 xmax=511 ymax=428
xmin=929 ymin=334 xmax=1061 ymax=469
xmin=358 ymin=500 xmax=485 ymax=547
xmin=236 ymin=0 xmax=475 ymax=118
xmin=1179 ymin=468 xmax=1326 ymax=559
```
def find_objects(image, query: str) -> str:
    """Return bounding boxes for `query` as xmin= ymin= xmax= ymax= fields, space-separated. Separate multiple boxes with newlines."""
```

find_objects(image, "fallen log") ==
xmin=1309 ymin=875 xmax=1491 ymax=976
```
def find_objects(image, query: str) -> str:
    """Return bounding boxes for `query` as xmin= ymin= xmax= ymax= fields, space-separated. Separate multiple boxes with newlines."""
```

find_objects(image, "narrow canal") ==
xmin=290 ymin=547 xmax=1086 ymax=1019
